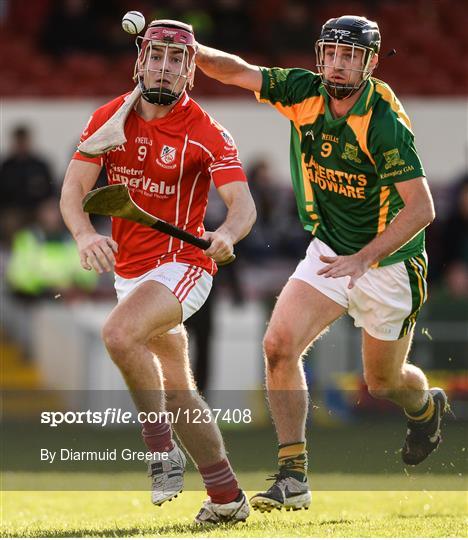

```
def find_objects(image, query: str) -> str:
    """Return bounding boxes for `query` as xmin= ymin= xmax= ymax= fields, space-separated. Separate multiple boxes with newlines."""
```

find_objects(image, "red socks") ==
xmin=141 ymin=420 xmax=174 ymax=453
xmin=198 ymin=458 xmax=240 ymax=504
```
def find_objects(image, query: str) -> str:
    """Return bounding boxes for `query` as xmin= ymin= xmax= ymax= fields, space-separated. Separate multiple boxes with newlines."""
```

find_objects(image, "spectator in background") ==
xmin=185 ymin=186 xmax=245 ymax=393
xmin=418 ymin=174 xmax=468 ymax=370
xmin=239 ymin=159 xmax=280 ymax=262
xmin=40 ymin=0 xmax=101 ymax=57
xmin=185 ymin=262 xmax=245 ymax=393
xmin=151 ymin=0 xmax=214 ymax=46
xmin=239 ymin=158 xmax=309 ymax=264
xmin=441 ymin=174 xmax=468 ymax=276
xmin=269 ymin=1 xmax=317 ymax=61
xmin=0 ymin=125 xmax=55 ymax=246
xmin=274 ymin=184 xmax=310 ymax=260
xmin=4 ymin=195 xmax=98 ymax=358
xmin=211 ymin=0 xmax=252 ymax=53
xmin=6 ymin=196 xmax=98 ymax=301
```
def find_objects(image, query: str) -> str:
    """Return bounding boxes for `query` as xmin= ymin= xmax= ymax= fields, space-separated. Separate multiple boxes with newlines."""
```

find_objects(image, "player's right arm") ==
xmin=60 ymin=159 xmax=118 ymax=273
xmin=197 ymin=47 xmax=318 ymax=122
xmin=196 ymin=44 xmax=262 ymax=92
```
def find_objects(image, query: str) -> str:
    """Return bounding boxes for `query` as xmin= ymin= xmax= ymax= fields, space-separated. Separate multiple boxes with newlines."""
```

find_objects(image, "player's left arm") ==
xmin=318 ymin=176 xmax=435 ymax=288
xmin=202 ymin=181 xmax=256 ymax=263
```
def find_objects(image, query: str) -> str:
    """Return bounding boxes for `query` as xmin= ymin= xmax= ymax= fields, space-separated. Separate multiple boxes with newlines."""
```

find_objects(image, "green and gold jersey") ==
xmin=257 ymin=68 xmax=426 ymax=266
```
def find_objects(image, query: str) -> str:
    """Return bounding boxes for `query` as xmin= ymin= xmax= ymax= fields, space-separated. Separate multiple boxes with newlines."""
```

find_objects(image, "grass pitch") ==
xmin=2 ymin=473 xmax=466 ymax=538
xmin=2 ymin=422 xmax=466 ymax=536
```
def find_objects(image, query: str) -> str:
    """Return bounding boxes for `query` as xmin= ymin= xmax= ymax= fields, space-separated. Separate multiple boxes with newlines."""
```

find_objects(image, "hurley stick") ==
xmin=82 ymin=184 xmax=236 ymax=264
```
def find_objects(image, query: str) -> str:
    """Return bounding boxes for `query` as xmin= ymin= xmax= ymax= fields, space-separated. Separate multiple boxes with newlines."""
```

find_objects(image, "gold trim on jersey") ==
xmin=257 ymin=93 xmax=325 ymax=124
xmin=373 ymin=80 xmax=412 ymax=131
xmin=293 ymin=123 xmax=317 ymax=224
xmin=365 ymin=80 xmax=375 ymax=110
xmin=295 ymin=95 xmax=325 ymax=125
xmin=371 ymin=186 xmax=391 ymax=268
xmin=346 ymin=108 xmax=375 ymax=165
xmin=377 ymin=186 xmax=390 ymax=234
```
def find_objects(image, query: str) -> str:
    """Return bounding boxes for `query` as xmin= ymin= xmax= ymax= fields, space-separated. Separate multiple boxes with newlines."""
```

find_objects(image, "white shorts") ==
xmin=290 ymin=238 xmax=428 ymax=341
xmin=114 ymin=262 xmax=213 ymax=334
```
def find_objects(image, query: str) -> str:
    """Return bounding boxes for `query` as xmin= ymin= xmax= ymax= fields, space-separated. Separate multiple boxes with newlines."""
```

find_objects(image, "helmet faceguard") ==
xmin=134 ymin=19 xmax=197 ymax=106
xmin=315 ymin=16 xmax=381 ymax=100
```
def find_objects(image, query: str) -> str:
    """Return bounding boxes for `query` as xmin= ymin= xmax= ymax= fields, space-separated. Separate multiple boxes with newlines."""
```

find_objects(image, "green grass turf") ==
xmin=2 ymin=473 xmax=467 ymax=538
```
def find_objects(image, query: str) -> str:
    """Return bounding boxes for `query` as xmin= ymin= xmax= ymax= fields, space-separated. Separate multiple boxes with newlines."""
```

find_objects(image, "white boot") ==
xmin=147 ymin=443 xmax=186 ymax=506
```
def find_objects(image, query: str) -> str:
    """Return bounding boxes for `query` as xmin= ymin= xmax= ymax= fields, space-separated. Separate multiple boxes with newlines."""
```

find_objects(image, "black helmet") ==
xmin=315 ymin=15 xmax=381 ymax=100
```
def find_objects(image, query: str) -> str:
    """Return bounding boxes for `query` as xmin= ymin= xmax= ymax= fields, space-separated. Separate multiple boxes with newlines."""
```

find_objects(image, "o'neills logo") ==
xmin=156 ymin=145 xmax=177 ymax=169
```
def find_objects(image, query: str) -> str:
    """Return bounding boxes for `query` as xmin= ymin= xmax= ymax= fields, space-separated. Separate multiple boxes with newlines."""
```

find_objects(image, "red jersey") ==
xmin=73 ymin=92 xmax=247 ymax=278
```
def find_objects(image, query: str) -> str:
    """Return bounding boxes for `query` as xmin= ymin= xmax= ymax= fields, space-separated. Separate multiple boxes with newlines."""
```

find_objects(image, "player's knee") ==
xmin=102 ymin=322 xmax=133 ymax=360
xmin=263 ymin=330 xmax=295 ymax=371
xmin=367 ymin=384 xmax=391 ymax=400
xmin=366 ymin=374 xmax=399 ymax=400
xmin=162 ymin=362 xmax=194 ymax=393
xmin=165 ymin=387 xmax=189 ymax=407
xmin=165 ymin=389 xmax=179 ymax=408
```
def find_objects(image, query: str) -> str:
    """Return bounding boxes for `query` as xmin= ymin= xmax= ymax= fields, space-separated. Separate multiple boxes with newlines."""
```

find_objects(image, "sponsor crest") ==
xmin=160 ymin=145 xmax=176 ymax=164
xmin=383 ymin=148 xmax=405 ymax=170
xmin=341 ymin=143 xmax=361 ymax=163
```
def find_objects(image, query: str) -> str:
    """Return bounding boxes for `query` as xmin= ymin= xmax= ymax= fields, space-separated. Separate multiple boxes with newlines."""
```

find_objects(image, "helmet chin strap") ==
xmin=138 ymin=77 xmax=181 ymax=106
xmin=322 ymin=79 xmax=366 ymax=100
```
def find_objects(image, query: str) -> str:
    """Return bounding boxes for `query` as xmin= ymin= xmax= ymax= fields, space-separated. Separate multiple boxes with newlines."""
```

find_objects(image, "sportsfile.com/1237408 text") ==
xmin=40 ymin=408 xmax=253 ymax=428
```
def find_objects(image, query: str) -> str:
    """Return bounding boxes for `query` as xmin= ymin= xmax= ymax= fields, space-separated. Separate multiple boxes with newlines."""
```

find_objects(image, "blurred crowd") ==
xmin=1 ymin=0 xmax=466 ymax=96
xmin=29 ymin=0 xmax=322 ymax=59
